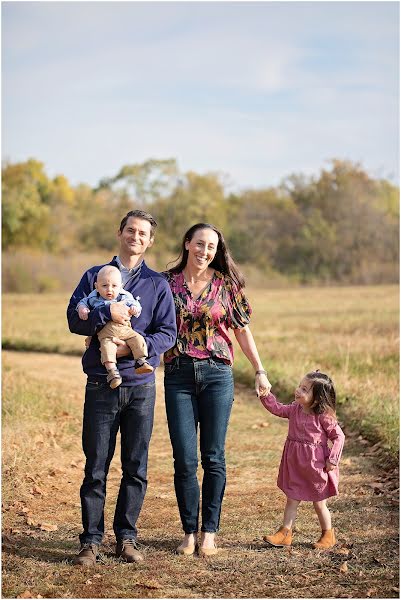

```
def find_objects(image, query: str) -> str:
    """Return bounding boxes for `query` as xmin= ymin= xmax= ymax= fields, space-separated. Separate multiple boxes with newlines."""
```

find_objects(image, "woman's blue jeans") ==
xmin=164 ymin=356 xmax=234 ymax=534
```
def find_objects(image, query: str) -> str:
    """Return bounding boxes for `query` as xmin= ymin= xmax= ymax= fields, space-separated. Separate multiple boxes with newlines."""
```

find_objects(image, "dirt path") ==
xmin=2 ymin=351 xmax=399 ymax=599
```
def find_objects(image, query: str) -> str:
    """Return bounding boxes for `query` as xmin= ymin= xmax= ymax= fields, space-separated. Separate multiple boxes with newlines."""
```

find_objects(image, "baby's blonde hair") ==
xmin=96 ymin=265 xmax=122 ymax=282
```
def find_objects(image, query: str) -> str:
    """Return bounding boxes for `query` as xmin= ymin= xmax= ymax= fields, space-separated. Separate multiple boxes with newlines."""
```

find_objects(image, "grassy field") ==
xmin=3 ymin=285 xmax=399 ymax=458
xmin=2 ymin=351 xmax=399 ymax=599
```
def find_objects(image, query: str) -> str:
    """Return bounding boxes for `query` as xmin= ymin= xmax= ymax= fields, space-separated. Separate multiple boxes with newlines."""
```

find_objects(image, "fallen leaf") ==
xmin=32 ymin=486 xmax=45 ymax=496
xmin=17 ymin=591 xmax=33 ymax=599
xmin=39 ymin=523 xmax=58 ymax=532
xmin=369 ymin=482 xmax=385 ymax=490
xmin=135 ymin=582 xmax=162 ymax=590
xmin=340 ymin=562 xmax=348 ymax=573
xmin=337 ymin=548 xmax=350 ymax=556
xmin=366 ymin=589 xmax=376 ymax=598
xmin=48 ymin=468 xmax=64 ymax=477
xmin=26 ymin=518 xmax=39 ymax=527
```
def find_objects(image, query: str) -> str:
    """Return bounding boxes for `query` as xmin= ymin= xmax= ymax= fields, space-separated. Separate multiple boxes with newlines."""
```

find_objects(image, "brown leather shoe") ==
xmin=263 ymin=526 xmax=292 ymax=547
xmin=313 ymin=528 xmax=336 ymax=549
xmin=134 ymin=360 xmax=154 ymax=375
xmin=116 ymin=539 xmax=144 ymax=563
xmin=176 ymin=542 xmax=197 ymax=556
xmin=198 ymin=544 xmax=219 ymax=557
xmin=72 ymin=543 xmax=99 ymax=567
xmin=107 ymin=367 xmax=122 ymax=389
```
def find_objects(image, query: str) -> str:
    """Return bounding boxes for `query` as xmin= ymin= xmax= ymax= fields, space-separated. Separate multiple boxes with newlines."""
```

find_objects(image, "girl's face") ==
xmin=294 ymin=377 xmax=314 ymax=411
xmin=185 ymin=228 xmax=219 ymax=271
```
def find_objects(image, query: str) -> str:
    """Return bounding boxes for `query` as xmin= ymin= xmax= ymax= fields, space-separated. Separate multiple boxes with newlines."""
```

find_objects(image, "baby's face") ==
xmin=95 ymin=271 xmax=122 ymax=301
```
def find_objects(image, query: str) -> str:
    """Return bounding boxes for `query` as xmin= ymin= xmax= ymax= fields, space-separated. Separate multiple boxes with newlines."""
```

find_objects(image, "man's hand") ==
xmin=85 ymin=336 xmax=92 ymax=349
xmin=78 ymin=305 xmax=90 ymax=320
xmin=112 ymin=337 xmax=132 ymax=358
xmin=110 ymin=301 xmax=131 ymax=325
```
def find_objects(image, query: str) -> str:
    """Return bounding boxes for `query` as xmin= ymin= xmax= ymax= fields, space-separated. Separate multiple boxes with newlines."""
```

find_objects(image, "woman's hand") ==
xmin=255 ymin=372 xmax=272 ymax=397
xmin=325 ymin=460 xmax=336 ymax=472
xmin=111 ymin=337 xmax=132 ymax=358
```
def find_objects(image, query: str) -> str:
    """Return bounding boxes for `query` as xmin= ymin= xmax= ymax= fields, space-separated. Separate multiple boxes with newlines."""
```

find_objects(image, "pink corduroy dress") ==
xmin=261 ymin=393 xmax=345 ymax=501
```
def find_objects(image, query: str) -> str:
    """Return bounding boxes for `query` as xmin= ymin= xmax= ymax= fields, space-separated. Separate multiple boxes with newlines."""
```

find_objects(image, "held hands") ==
xmin=255 ymin=372 xmax=272 ymax=397
xmin=78 ymin=305 xmax=90 ymax=320
xmin=325 ymin=460 xmax=336 ymax=472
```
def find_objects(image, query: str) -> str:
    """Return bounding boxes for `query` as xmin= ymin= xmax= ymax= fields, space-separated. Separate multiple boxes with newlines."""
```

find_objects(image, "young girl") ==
xmin=260 ymin=371 xmax=345 ymax=549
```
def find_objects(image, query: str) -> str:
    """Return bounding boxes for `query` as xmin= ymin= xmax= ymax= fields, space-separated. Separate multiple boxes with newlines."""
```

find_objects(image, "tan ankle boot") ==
xmin=263 ymin=526 xmax=292 ymax=547
xmin=313 ymin=528 xmax=336 ymax=549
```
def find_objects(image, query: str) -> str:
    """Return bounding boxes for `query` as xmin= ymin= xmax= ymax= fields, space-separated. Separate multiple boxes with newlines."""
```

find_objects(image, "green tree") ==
xmin=2 ymin=159 xmax=51 ymax=249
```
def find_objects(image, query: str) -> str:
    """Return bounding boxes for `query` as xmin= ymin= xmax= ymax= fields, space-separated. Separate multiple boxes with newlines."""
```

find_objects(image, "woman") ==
xmin=163 ymin=223 xmax=271 ymax=557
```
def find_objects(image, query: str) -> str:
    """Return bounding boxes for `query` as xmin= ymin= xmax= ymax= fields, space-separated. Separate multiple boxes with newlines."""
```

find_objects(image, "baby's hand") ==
xmin=128 ymin=305 xmax=140 ymax=317
xmin=78 ymin=305 xmax=90 ymax=320
xmin=325 ymin=460 xmax=336 ymax=472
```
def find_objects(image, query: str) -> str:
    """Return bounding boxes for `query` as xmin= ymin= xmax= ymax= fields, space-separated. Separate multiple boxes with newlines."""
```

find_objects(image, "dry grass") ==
xmin=2 ymin=285 xmax=399 ymax=456
xmin=2 ymin=351 xmax=399 ymax=599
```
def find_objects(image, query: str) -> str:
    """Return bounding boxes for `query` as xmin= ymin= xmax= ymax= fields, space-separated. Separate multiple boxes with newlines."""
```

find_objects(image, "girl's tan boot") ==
xmin=263 ymin=526 xmax=292 ymax=547
xmin=313 ymin=528 xmax=336 ymax=549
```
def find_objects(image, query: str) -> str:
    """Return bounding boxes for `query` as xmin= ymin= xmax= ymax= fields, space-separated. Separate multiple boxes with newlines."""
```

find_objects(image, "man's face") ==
xmin=118 ymin=217 xmax=154 ymax=257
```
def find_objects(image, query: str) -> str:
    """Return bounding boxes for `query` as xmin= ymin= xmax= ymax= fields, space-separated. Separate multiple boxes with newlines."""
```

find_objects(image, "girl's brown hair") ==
xmin=305 ymin=370 xmax=337 ymax=417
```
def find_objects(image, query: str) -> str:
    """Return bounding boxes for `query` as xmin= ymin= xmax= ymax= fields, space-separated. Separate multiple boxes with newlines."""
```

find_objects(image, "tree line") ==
xmin=2 ymin=157 xmax=399 ymax=288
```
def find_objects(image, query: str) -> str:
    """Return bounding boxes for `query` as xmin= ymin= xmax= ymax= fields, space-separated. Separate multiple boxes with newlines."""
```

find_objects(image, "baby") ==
xmin=77 ymin=265 xmax=153 ymax=388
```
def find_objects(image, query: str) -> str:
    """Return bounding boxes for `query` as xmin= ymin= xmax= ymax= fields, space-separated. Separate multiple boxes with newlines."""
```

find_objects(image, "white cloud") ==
xmin=2 ymin=1 xmax=399 ymax=187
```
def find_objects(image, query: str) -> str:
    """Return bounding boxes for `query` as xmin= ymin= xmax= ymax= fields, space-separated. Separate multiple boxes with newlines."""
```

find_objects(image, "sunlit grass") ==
xmin=2 ymin=285 xmax=399 ymax=456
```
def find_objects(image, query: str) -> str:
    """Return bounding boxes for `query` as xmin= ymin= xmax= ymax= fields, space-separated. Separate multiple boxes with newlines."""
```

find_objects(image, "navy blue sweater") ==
xmin=67 ymin=258 xmax=177 ymax=386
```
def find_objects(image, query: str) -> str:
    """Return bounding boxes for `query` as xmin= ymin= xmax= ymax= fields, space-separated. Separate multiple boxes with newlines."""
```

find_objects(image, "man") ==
xmin=67 ymin=210 xmax=176 ymax=566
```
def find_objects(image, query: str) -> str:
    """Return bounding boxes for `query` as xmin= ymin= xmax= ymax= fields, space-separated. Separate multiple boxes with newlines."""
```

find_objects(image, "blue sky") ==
xmin=2 ymin=1 xmax=399 ymax=190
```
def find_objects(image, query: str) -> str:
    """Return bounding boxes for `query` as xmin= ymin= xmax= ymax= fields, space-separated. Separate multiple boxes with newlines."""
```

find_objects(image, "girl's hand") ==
xmin=255 ymin=372 xmax=272 ymax=397
xmin=325 ymin=460 xmax=336 ymax=472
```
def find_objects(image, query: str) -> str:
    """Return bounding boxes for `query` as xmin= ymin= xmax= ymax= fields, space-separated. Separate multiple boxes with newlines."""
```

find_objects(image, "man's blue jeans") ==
xmin=164 ymin=356 xmax=234 ymax=534
xmin=79 ymin=380 xmax=156 ymax=545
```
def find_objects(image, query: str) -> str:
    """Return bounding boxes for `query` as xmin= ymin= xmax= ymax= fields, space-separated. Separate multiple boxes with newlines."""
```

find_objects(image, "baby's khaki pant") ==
xmin=97 ymin=321 xmax=148 ymax=365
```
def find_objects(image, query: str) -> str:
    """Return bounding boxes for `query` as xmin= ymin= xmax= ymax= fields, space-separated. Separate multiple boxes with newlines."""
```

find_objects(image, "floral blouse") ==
xmin=163 ymin=270 xmax=252 ymax=365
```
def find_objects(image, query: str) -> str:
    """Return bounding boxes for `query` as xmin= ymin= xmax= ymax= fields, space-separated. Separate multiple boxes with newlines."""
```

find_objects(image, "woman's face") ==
xmin=185 ymin=228 xmax=219 ymax=271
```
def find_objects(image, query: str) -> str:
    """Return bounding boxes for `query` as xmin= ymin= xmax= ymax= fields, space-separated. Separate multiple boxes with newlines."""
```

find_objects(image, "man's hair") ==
xmin=119 ymin=210 xmax=158 ymax=238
